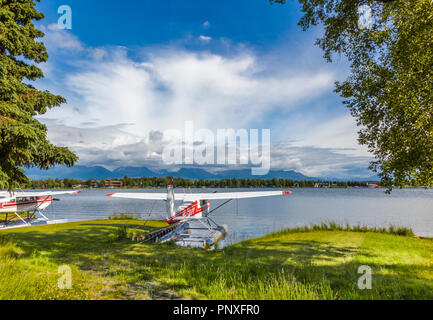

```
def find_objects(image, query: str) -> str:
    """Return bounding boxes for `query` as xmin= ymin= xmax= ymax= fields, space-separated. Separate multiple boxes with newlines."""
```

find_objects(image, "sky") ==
xmin=32 ymin=0 xmax=374 ymax=179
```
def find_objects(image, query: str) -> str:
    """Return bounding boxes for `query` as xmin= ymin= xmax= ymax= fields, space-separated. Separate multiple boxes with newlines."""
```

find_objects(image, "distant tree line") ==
xmin=22 ymin=177 xmax=379 ymax=189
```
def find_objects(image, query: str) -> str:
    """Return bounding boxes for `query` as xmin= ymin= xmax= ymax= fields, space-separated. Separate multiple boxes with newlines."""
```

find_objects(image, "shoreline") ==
xmin=13 ymin=186 xmax=433 ymax=190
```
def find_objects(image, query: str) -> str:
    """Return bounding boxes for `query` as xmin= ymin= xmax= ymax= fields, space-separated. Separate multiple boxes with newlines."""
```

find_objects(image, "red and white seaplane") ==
xmin=0 ymin=190 xmax=81 ymax=229
xmin=106 ymin=181 xmax=292 ymax=247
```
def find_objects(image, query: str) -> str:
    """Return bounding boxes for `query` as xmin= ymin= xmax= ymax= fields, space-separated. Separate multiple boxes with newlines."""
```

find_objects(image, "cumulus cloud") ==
xmin=270 ymin=142 xmax=372 ymax=178
xmin=43 ymin=120 xmax=373 ymax=178
xmin=46 ymin=48 xmax=335 ymax=135
xmin=35 ymin=24 xmax=374 ymax=178
xmin=43 ymin=120 xmax=166 ymax=170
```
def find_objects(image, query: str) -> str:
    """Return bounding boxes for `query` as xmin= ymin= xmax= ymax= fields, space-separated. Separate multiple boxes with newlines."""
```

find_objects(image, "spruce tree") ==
xmin=0 ymin=0 xmax=77 ymax=191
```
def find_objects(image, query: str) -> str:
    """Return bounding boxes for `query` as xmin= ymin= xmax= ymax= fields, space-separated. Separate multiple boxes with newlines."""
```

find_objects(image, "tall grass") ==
xmin=162 ymin=261 xmax=336 ymax=300
xmin=0 ymin=234 xmax=101 ymax=300
xmin=109 ymin=213 xmax=140 ymax=220
xmin=108 ymin=226 xmax=129 ymax=242
xmin=221 ymin=274 xmax=335 ymax=300
xmin=0 ymin=234 xmax=58 ymax=299
xmin=0 ymin=236 xmax=22 ymax=260
xmin=268 ymin=222 xmax=414 ymax=238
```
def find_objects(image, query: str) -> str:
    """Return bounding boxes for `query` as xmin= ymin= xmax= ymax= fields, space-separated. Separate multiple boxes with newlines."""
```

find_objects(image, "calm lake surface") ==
xmin=43 ymin=188 xmax=433 ymax=245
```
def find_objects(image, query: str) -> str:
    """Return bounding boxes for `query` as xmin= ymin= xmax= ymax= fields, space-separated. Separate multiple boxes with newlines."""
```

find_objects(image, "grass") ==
xmin=108 ymin=213 xmax=141 ymax=220
xmin=0 ymin=220 xmax=432 ymax=300
xmin=267 ymin=222 xmax=415 ymax=237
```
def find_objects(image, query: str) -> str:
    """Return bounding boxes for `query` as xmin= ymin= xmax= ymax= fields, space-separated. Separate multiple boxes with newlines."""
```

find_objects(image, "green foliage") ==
xmin=272 ymin=0 xmax=433 ymax=190
xmin=23 ymin=175 xmax=377 ymax=189
xmin=0 ymin=0 xmax=78 ymax=191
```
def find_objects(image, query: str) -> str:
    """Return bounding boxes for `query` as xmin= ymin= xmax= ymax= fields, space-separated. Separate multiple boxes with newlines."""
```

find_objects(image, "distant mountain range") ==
xmin=25 ymin=165 xmax=378 ymax=182
xmin=25 ymin=165 xmax=318 ymax=181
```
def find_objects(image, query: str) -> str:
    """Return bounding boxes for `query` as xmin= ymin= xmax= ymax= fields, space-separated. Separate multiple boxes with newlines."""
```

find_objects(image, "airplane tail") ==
xmin=166 ymin=180 xmax=175 ymax=220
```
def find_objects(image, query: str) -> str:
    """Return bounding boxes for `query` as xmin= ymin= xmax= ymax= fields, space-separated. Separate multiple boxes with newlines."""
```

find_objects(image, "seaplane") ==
xmin=106 ymin=181 xmax=292 ymax=248
xmin=0 ymin=190 xmax=81 ymax=229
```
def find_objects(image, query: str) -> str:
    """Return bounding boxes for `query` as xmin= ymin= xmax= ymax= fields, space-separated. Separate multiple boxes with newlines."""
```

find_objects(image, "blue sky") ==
xmin=38 ymin=0 xmax=302 ymax=47
xmin=33 ymin=0 xmax=374 ymax=179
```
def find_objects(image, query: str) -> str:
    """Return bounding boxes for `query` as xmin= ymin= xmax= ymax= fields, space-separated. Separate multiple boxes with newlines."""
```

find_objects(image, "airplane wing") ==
xmin=13 ymin=190 xmax=81 ymax=197
xmin=106 ymin=190 xmax=291 ymax=201
xmin=182 ymin=190 xmax=292 ymax=201
xmin=106 ymin=192 xmax=168 ymax=200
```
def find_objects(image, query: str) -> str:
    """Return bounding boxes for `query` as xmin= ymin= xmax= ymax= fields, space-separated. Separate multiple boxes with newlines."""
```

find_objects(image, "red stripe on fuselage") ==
xmin=167 ymin=201 xmax=203 ymax=224
xmin=1 ymin=196 xmax=53 ymax=208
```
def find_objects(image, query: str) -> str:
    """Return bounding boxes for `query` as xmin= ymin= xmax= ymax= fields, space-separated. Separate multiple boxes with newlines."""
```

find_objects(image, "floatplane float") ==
xmin=0 ymin=190 xmax=81 ymax=230
xmin=107 ymin=181 xmax=292 ymax=248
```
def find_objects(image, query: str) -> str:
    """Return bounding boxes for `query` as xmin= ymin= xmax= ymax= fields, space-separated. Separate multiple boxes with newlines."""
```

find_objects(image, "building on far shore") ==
xmin=90 ymin=179 xmax=123 ymax=188
xmin=105 ymin=180 xmax=123 ymax=188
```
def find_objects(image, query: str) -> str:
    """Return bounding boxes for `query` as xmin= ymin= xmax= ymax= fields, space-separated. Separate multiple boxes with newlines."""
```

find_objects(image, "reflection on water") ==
xmin=43 ymin=188 xmax=433 ymax=245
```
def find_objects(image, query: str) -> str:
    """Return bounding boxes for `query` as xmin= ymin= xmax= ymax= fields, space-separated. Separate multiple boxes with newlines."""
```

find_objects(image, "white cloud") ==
xmin=199 ymin=35 xmax=212 ymax=42
xmin=35 ymin=29 xmax=374 ymax=178
xmin=46 ymin=48 xmax=335 ymax=136
xmin=90 ymin=48 xmax=108 ymax=60
xmin=42 ymin=120 xmax=373 ymax=178
xmin=43 ymin=120 xmax=167 ymax=170
xmin=43 ymin=24 xmax=84 ymax=51
xmin=270 ymin=142 xmax=373 ymax=178
xmin=292 ymin=114 xmax=371 ymax=157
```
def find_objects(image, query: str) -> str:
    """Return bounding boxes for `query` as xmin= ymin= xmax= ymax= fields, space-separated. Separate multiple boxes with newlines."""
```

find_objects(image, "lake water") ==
xmin=42 ymin=188 xmax=433 ymax=245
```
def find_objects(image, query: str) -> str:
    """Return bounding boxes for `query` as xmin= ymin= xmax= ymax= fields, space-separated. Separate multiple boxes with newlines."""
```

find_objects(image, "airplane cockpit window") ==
xmin=17 ymin=197 xmax=31 ymax=202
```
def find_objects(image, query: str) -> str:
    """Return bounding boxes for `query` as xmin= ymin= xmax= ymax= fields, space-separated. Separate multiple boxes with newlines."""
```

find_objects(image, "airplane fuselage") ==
xmin=0 ymin=196 xmax=53 ymax=214
xmin=167 ymin=199 xmax=210 ymax=224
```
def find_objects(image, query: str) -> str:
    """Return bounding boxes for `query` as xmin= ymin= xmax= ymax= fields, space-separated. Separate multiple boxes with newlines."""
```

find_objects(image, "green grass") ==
xmin=267 ymin=222 xmax=415 ymax=237
xmin=108 ymin=213 xmax=141 ymax=220
xmin=1 ymin=220 xmax=432 ymax=300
